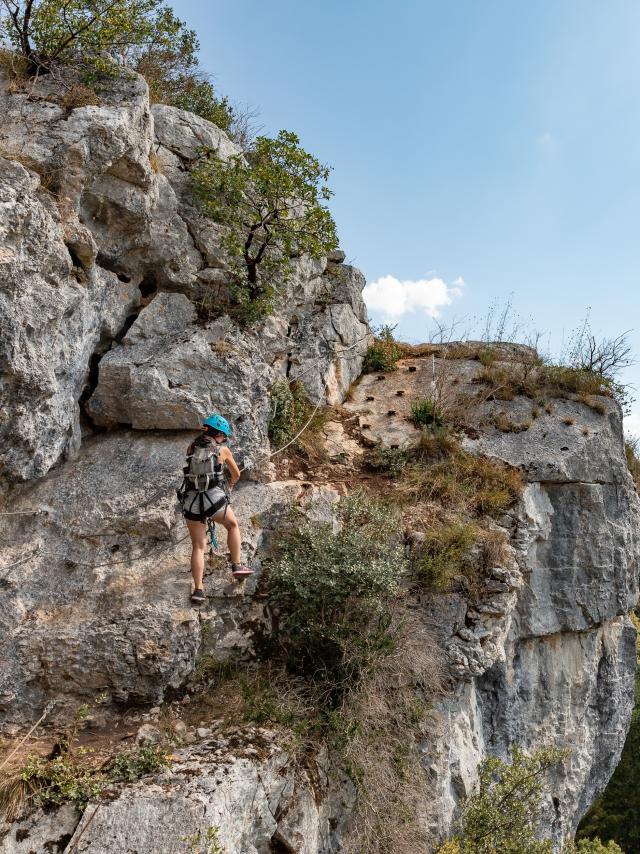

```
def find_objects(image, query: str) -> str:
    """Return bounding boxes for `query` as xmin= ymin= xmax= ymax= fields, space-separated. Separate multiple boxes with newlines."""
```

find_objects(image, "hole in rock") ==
xmin=95 ymin=252 xmax=132 ymax=283
xmin=139 ymin=272 xmax=158 ymax=298
xmin=65 ymin=244 xmax=84 ymax=270
xmin=270 ymin=839 xmax=295 ymax=854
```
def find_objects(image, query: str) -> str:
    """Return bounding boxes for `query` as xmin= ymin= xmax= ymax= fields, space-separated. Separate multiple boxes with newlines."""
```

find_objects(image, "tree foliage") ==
xmin=191 ymin=129 xmax=338 ymax=321
xmin=266 ymin=490 xmax=404 ymax=689
xmin=437 ymin=746 xmax=566 ymax=854
xmin=0 ymin=1 xmax=234 ymax=128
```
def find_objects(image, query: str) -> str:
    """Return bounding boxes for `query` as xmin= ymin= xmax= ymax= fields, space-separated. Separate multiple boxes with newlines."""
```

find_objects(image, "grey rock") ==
xmin=0 ymin=157 xmax=139 ymax=484
xmin=123 ymin=293 xmax=197 ymax=345
xmin=0 ymin=804 xmax=80 ymax=854
xmin=136 ymin=724 xmax=162 ymax=746
xmin=61 ymin=735 xmax=353 ymax=854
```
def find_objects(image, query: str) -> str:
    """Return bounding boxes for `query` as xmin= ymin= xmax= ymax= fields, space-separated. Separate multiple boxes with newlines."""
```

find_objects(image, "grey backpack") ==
xmin=178 ymin=439 xmax=228 ymax=517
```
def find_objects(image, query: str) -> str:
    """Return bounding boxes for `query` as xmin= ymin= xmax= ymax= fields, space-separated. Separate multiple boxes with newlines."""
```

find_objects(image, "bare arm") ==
xmin=221 ymin=447 xmax=241 ymax=488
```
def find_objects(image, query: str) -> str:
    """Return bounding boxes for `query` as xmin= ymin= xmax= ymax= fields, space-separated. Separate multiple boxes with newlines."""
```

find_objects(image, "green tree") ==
xmin=0 ymin=1 xmax=234 ymax=128
xmin=1 ymin=1 xmax=180 ymax=71
xmin=437 ymin=746 xmax=567 ymax=854
xmin=191 ymin=129 xmax=338 ymax=321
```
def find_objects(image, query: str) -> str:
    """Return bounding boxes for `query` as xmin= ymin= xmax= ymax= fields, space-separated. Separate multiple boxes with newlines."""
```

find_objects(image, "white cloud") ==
xmin=363 ymin=274 xmax=464 ymax=320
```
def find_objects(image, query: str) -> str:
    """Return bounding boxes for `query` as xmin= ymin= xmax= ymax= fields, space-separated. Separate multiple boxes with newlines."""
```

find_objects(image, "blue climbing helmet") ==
xmin=203 ymin=413 xmax=230 ymax=437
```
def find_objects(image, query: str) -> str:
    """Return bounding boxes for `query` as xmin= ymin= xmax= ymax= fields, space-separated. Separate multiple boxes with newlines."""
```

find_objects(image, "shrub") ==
xmin=412 ymin=522 xmax=477 ymax=589
xmin=362 ymin=325 xmax=403 ymax=373
xmin=411 ymin=397 xmax=444 ymax=429
xmin=569 ymin=841 xmax=624 ymax=854
xmin=1 ymin=1 xmax=195 ymax=77
xmin=19 ymin=754 xmax=105 ymax=811
xmin=106 ymin=746 xmax=169 ymax=782
xmin=437 ymin=746 xmax=567 ymax=854
xmin=266 ymin=490 xmax=405 ymax=688
xmin=191 ymin=130 xmax=337 ymax=322
xmin=136 ymin=51 xmax=235 ymax=132
xmin=366 ymin=446 xmax=409 ymax=478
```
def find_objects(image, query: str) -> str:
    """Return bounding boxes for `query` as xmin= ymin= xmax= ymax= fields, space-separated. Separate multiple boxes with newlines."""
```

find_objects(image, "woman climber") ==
xmin=179 ymin=413 xmax=253 ymax=604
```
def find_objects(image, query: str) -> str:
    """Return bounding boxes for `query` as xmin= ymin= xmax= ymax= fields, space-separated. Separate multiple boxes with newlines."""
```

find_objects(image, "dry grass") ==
xmin=341 ymin=607 xmax=444 ymax=854
xmin=149 ymin=149 xmax=162 ymax=174
xmin=580 ymin=394 xmax=607 ymax=415
xmin=562 ymin=417 xmax=575 ymax=427
xmin=476 ymin=361 xmax=611 ymax=404
xmin=0 ymin=48 xmax=29 ymax=83
xmin=487 ymin=412 xmax=532 ymax=433
xmin=60 ymin=84 xmax=100 ymax=110
xmin=0 ymin=765 xmax=35 ymax=822
xmin=400 ymin=443 xmax=523 ymax=518
xmin=0 ymin=150 xmax=60 ymax=194
xmin=411 ymin=520 xmax=478 ymax=589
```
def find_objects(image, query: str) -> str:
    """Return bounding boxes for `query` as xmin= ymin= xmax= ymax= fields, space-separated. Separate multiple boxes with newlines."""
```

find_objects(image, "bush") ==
xmin=366 ymin=446 xmax=410 ymax=478
xmin=191 ymin=130 xmax=338 ymax=322
xmin=569 ymin=841 xmax=624 ymax=854
xmin=266 ymin=490 xmax=405 ymax=688
xmin=437 ymin=746 xmax=566 ymax=854
xmin=362 ymin=325 xmax=403 ymax=373
xmin=136 ymin=48 xmax=235 ymax=131
xmin=1 ymin=1 xmax=194 ymax=76
xmin=413 ymin=522 xmax=477 ymax=589
xmin=19 ymin=754 xmax=105 ymax=811
xmin=411 ymin=397 xmax=444 ymax=429
xmin=106 ymin=746 xmax=169 ymax=782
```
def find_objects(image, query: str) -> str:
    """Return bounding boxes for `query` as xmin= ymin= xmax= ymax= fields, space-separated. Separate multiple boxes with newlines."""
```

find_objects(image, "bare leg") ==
xmin=213 ymin=506 xmax=241 ymax=564
xmin=186 ymin=518 xmax=207 ymax=590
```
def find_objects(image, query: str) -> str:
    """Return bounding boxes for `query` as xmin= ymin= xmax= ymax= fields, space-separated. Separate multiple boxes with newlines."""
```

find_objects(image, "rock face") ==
xmin=0 ymin=67 xmax=368 ymax=485
xmin=0 ymin=67 xmax=638 ymax=854
xmin=345 ymin=356 xmax=640 ymax=845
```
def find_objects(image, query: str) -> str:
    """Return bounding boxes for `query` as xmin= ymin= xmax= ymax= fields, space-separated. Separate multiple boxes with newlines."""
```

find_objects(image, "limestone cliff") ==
xmin=0 ymin=68 xmax=638 ymax=854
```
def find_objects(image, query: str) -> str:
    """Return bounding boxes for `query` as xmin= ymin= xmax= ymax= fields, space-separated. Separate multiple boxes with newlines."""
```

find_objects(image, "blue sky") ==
xmin=172 ymin=0 xmax=640 ymax=430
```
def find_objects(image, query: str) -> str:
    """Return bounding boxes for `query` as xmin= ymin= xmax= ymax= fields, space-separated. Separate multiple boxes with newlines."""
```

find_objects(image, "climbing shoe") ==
xmin=231 ymin=563 xmax=253 ymax=579
xmin=191 ymin=588 xmax=205 ymax=604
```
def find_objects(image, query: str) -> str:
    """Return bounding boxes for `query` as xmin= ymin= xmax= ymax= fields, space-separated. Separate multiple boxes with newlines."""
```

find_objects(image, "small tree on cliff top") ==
xmin=0 ymin=1 xmax=234 ymax=129
xmin=191 ymin=129 xmax=338 ymax=322
xmin=1 ymin=1 xmax=186 ymax=72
